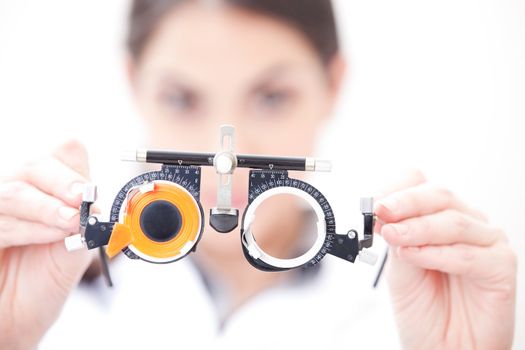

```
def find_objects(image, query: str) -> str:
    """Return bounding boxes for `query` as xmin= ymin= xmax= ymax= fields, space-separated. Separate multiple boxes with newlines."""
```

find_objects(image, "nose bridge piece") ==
xmin=210 ymin=124 xmax=240 ymax=233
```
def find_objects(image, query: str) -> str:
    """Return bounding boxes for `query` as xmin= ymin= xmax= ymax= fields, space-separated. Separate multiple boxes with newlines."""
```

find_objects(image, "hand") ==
xmin=0 ymin=140 xmax=95 ymax=349
xmin=375 ymin=171 xmax=517 ymax=350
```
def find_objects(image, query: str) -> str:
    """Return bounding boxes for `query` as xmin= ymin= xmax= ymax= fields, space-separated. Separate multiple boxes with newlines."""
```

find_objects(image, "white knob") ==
xmin=358 ymin=249 xmax=378 ymax=265
xmin=64 ymin=234 xmax=85 ymax=252
xmin=215 ymin=154 xmax=234 ymax=174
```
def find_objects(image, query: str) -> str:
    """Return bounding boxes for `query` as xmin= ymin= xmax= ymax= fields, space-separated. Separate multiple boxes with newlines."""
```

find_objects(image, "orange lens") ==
xmin=106 ymin=181 xmax=202 ymax=261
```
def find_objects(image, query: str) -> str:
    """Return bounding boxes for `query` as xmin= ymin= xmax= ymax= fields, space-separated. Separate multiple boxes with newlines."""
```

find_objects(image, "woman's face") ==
xmin=129 ymin=2 xmax=344 ymax=260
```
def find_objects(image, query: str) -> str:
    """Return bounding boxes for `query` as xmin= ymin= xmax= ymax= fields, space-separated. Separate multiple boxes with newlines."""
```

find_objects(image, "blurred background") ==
xmin=0 ymin=0 xmax=523 ymax=347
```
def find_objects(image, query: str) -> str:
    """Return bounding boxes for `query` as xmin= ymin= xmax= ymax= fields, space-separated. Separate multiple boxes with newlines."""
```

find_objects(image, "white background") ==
xmin=0 ymin=0 xmax=523 ymax=348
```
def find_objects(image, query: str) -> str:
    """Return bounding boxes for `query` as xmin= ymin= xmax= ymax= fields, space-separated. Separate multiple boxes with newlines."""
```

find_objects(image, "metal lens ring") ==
xmin=110 ymin=165 xmax=205 ymax=263
xmin=240 ymin=170 xmax=336 ymax=271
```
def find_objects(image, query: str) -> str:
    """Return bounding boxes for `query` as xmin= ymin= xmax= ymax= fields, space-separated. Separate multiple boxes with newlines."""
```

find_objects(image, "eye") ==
xmin=254 ymin=88 xmax=294 ymax=112
xmin=159 ymin=88 xmax=199 ymax=115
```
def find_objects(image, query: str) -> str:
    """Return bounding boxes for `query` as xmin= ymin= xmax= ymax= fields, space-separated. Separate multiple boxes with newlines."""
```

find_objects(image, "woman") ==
xmin=0 ymin=0 xmax=517 ymax=348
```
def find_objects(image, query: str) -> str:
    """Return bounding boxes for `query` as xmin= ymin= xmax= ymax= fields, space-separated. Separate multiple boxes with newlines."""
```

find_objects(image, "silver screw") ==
xmin=347 ymin=230 xmax=356 ymax=239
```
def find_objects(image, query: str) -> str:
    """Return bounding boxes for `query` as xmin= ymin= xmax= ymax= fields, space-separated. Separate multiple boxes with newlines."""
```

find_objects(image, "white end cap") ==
xmin=121 ymin=150 xmax=137 ymax=162
xmin=358 ymin=249 xmax=378 ymax=265
xmin=82 ymin=184 xmax=97 ymax=202
xmin=360 ymin=197 xmax=374 ymax=214
xmin=64 ymin=234 xmax=85 ymax=252
xmin=314 ymin=159 xmax=332 ymax=172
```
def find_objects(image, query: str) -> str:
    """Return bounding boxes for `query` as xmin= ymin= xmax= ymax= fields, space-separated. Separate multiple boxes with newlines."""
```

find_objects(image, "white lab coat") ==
xmin=40 ymin=244 xmax=400 ymax=348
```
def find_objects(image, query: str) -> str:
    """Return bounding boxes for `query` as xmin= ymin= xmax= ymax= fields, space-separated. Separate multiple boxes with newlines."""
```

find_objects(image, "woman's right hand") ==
xmin=0 ymin=140 xmax=95 ymax=349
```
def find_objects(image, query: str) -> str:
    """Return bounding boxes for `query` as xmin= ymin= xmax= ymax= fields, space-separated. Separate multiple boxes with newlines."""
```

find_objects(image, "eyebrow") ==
xmin=251 ymin=63 xmax=298 ymax=83
xmin=157 ymin=70 xmax=199 ymax=91
xmin=152 ymin=62 xmax=301 ymax=96
xmin=248 ymin=63 xmax=305 ymax=97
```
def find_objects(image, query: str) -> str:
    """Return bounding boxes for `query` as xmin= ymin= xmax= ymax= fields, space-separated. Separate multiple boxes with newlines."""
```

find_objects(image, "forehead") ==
xmin=138 ymin=3 xmax=324 ymax=86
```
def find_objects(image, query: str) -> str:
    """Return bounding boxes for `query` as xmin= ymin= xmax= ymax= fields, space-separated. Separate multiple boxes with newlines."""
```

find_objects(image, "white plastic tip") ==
xmin=314 ymin=159 xmax=332 ymax=172
xmin=121 ymin=150 xmax=137 ymax=162
xmin=82 ymin=183 xmax=97 ymax=202
xmin=64 ymin=234 xmax=85 ymax=252
xmin=360 ymin=197 xmax=374 ymax=214
xmin=358 ymin=249 xmax=378 ymax=266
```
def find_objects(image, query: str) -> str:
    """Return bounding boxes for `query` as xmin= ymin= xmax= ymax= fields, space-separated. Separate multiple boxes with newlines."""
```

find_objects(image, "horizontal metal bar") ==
xmin=122 ymin=149 xmax=331 ymax=172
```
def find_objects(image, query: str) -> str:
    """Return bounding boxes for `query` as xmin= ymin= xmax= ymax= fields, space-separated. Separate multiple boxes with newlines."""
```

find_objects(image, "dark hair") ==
xmin=127 ymin=0 xmax=339 ymax=65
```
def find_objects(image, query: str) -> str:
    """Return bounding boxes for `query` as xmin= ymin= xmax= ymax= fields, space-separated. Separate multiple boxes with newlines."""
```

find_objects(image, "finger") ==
xmin=396 ymin=243 xmax=518 ymax=281
xmin=8 ymin=140 xmax=91 ymax=208
xmin=0 ymin=216 xmax=70 ymax=248
xmin=372 ymin=170 xmax=428 ymax=291
xmin=0 ymin=181 xmax=79 ymax=232
xmin=11 ymin=158 xmax=87 ymax=208
xmin=381 ymin=209 xmax=504 ymax=248
xmin=374 ymin=169 xmax=427 ymax=232
xmin=375 ymin=183 xmax=486 ymax=225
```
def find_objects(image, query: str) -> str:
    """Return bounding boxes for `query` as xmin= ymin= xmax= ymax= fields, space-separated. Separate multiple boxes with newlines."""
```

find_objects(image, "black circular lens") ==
xmin=139 ymin=200 xmax=182 ymax=242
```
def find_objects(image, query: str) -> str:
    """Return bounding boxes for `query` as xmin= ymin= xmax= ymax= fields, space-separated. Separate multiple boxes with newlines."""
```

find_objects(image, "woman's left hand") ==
xmin=375 ymin=171 xmax=517 ymax=350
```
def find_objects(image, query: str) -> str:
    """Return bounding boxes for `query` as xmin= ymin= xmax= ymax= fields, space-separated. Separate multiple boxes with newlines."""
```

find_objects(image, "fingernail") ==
xmin=390 ymin=223 xmax=408 ymax=235
xmin=69 ymin=182 xmax=85 ymax=198
xmin=379 ymin=197 xmax=399 ymax=214
xmin=58 ymin=206 xmax=79 ymax=221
